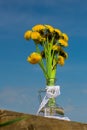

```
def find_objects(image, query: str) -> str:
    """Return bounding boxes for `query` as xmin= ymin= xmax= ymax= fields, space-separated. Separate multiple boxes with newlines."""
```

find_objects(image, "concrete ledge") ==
xmin=0 ymin=109 xmax=87 ymax=130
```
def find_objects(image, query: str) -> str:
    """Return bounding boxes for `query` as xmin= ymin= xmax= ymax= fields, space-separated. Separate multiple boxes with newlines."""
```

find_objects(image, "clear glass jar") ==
xmin=38 ymin=78 xmax=65 ymax=117
xmin=39 ymin=105 xmax=64 ymax=117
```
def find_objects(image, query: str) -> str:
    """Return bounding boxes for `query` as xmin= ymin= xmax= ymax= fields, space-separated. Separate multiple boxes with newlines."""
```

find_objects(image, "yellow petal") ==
xmin=45 ymin=24 xmax=54 ymax=33
xmin=52 ymin=45 xmax=61 ymax=51
xmin=58 ymin=39 xmax=68 ymax=47
xmin=58 ymin=56 xmax=65 ymax=66
xmin=27 ymin=52 xmax=42 ymax=64
xmin=31 ymin=32 xmax=41 ymax=40
xmin=24 ymin=30 xmax=32 ymax=40
xmin=32 ymin=24 xmax=45 ymax=31
xmin=54 ymin=29 xmax=62 ymax=36
xmin=62 ymin=33 xmax=69 ymax=41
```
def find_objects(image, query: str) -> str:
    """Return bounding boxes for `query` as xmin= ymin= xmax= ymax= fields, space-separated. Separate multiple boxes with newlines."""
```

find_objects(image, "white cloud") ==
xmin=0 ymin=86 xmax=36 ymax=105
xmin=81 ymin=88 xmax=87 ymax=94
xmin=0 ymin=86 xmax=39 ymax=114
xmin=0 ymin=87 xmax=22 ymax=104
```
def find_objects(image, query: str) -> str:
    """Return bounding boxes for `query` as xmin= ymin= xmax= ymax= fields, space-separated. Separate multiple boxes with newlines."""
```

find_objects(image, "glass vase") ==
xmin=46 ymin=78 xmax=56 ymax=107
xmin=38 ymin=78 xmax=64 ymax=117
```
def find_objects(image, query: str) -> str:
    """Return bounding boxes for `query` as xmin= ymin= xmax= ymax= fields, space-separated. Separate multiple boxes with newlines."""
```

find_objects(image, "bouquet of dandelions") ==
xmin=24 ymin=24 xmax=69 ymax=107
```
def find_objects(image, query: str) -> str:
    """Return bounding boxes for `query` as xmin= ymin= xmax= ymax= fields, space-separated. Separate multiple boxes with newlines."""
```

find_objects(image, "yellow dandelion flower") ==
xmin=58 ymin=56 xmax=65 ymax=66
xmin=62 ymin=33 xmax=69 ymax=42
xmin=40 ymin=37 xmax=46 ymax=42
xmin=32 ymin=24 xmax=45 ymax=32
xmin=31 ymin=31 xmax=42 ymax=40
xmin=60 ymin=50 xmax=68 ymax=59
xmin=27 ymin=52 xmax=42 ymax=64
xmin=64 ymin=52 xmax=68 ymax=59
xmin=34 ymin=37 xmax=46 ymax=44
xmin=58 ymin=39 xmax=68 ymax=47
xmin=24 ymin=30 xmax=32 ymax=40
xmin=54 ymin=29 xmax=62 ymax=36
xmin=45 ymin=24 xmax=54 ymax=33
xmin=52 ymin=45 xmax=61 ymax=51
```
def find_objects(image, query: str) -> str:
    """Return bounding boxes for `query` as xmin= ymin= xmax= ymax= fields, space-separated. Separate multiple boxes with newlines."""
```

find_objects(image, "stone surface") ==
xmin=0 ymin=109 xmax=87 ymax=130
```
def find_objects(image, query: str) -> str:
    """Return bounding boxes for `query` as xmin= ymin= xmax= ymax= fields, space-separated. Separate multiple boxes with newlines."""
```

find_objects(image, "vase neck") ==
xmin=46 ymin=78 xmax=56 ymax=86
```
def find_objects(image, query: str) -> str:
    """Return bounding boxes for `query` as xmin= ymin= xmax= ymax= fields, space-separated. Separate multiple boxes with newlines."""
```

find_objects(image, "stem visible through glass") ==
xmin=46 ymin=78 xmax=56 ymax=107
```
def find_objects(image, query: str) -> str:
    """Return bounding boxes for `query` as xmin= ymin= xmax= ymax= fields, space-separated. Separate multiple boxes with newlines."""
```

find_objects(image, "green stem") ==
xmin=35 ymin=38 xmax=57 ymax=107
xmin=39 ymin=61 xmax=48 ymax=79
xmin=46 ymin=78 xmax=56 ymax=107
xmin=35 ymin=44 xmax=48 ymax=79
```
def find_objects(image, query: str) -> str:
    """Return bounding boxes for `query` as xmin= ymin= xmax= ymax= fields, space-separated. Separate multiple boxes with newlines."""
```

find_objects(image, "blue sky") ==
xmin=0 ymin=0 xmax=87 ymax=123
